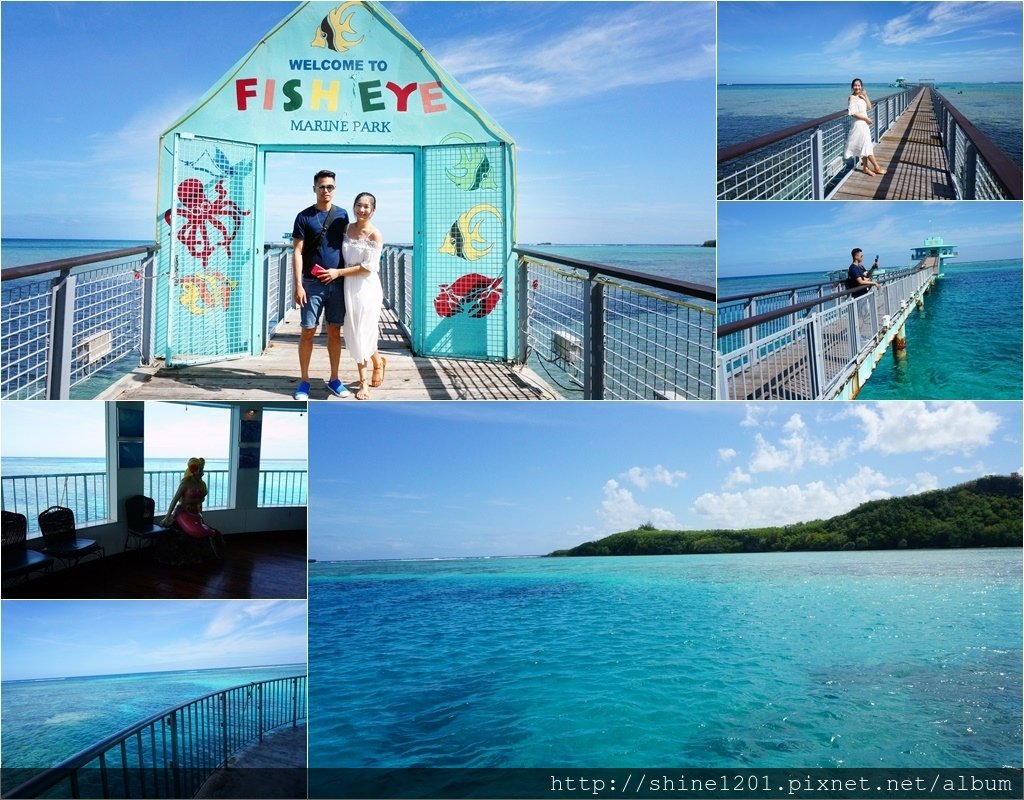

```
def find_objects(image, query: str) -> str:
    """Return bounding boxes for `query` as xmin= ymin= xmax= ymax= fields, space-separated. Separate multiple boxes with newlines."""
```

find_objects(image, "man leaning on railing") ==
xmin=846 ymin=248 xmax=880 ymax=297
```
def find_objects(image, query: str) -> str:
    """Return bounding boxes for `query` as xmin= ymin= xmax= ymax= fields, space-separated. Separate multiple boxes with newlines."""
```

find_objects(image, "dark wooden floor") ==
xmin=3 ymin=531 xmax=307 ymax=599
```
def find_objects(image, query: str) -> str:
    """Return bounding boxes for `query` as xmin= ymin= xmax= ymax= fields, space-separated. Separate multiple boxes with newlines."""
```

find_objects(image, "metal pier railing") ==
xmin=1 ymin=469 xmax=307 ymax=533
xmin=718 ymin=264 xmax=939 ymax=400
xmin=381 ymin=245 xmax=717 ymax=400
xmin=718 ymin=88 xmax=919 ymax=200
xmin=3 ymin=674 xmax=307 ymax=800
xmin=931 ymin=90 xmax=1023 ymax=200
xmin=0 ymin=245 xmax=294 ymax=401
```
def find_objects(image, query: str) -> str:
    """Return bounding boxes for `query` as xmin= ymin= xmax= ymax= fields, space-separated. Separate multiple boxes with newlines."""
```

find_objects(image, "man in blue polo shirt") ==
xmin=292 ymin=170 xmax=350 ymax=400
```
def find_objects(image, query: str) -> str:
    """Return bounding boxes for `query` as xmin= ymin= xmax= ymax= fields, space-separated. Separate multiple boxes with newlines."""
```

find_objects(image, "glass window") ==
xmin=257 ymin=408 xmax=308 ymax=508
xmin=144 ymin=403 xmax=232 ymax=511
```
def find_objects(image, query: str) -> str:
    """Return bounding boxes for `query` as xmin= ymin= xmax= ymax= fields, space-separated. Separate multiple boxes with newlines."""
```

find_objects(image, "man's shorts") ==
xmin=300 ymin=277 xmax=346 ymax=328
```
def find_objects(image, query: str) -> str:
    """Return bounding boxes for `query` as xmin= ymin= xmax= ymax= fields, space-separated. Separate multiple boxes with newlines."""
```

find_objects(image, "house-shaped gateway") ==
xmin=155 ymin=1 xmax=516 ymax=367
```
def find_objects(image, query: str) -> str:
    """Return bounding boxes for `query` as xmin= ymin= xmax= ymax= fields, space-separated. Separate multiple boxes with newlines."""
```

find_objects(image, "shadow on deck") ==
xmin=103 ymin=308 xmax=556 ymax=401
xmin=195 ymin=724 xmax=307 ymax=800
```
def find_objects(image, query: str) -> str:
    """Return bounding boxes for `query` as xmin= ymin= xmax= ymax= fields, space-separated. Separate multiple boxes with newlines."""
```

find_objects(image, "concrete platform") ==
xmin=195 ymin=724 xmax=307 ymax=799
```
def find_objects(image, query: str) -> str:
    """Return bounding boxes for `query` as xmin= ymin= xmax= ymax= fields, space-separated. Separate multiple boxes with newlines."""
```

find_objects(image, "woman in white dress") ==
xmin=338 ymin=192 xmax=386 ymax=400
xmin=844 ymin=78 xmax=887 ymax=176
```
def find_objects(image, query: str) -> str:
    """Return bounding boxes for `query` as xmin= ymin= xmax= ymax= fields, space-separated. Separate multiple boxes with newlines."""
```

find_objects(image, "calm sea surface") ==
xmin=0 ymin=663 xmax=305 ymax=789
xmin=718 ymin=83 xmax=1023 ymax=166
xmin=0 ymin=239 xmax=715 ymax=286
xmin=719 ymin=259 xmax=1022 ymax=400
xmin=308 ymin=550 xmax=1022 ymax=770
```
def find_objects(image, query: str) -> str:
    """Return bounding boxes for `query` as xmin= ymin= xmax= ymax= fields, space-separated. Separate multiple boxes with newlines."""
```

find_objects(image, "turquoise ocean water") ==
xmin=719 ymin=259 xmax=1022 ymax=400
xmin=1 ymin=239 xmax=714 ymax=285
xmin=718 ymin=83 xmax=1023 ymax=166
xmin=0 ymin=663 xmax=305 ymax=792
xmin=308 ymin=550 xmax=1022 ymax=770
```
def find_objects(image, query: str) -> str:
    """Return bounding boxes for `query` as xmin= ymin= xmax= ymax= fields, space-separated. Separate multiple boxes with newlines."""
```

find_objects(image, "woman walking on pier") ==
xmin=845 ymin=79 xmax=887 ymax=176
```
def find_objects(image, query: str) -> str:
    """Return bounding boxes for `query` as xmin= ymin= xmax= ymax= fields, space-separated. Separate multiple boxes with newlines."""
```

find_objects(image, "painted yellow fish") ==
xmin=441 ymin=132 xmax=496 ymax=191
xmin=311 ymin=2 xmax=364 ymax=53
xmin=439 ymin=204 xmax=502 ymax=262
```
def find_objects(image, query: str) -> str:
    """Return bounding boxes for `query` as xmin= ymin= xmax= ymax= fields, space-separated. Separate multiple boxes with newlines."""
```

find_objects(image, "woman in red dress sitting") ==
xmin=162 ymin=457 xmax=225 ymax=558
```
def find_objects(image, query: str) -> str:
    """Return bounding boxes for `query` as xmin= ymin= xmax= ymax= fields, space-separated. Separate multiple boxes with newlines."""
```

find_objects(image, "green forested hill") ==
xmin=548 ymin=475 xmax=1022 ymax=557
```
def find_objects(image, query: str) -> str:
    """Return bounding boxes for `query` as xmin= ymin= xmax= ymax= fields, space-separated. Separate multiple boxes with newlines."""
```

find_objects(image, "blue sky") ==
xmin=717 ymin=201 xmax=1023 ymax=278
xmin=718 ymin=1 xmax=1023 ymax=84
xmin=0 ymin=402 xmax=307 ymax=461
xmin=1 ymin=600 xmax=307 ymax=680
xmin=308 ymin=401 xmax=1022 ymax=560
xmin=0 ymin=1 xmax=715 ymax=245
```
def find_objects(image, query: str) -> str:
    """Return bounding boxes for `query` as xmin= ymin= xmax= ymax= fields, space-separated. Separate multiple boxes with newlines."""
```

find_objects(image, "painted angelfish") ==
xmin=441 ymin=132 xmax=496 ymax=192
xmin=440 ymin=204 xmax=501 ymax=262
xmin=311 ymin=2 xmax=364 ymax=52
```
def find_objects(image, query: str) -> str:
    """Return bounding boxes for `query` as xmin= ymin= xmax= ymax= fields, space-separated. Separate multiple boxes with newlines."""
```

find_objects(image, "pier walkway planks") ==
xmin=102 ymin=308 xmax=557 ymax=401
xmin=832 ymin=88 xmax=955 ymax=200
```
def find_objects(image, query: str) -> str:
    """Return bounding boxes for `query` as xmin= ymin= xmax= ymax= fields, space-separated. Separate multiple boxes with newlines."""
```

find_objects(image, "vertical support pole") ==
xmin=810 ymin=127 xmax=825 ymax=200
xmin=258 ymin=683 xmax=265 ymax=742
xmin=582 ymin=275 xmax=605 ymax=400
xmin=140 ymin=253 xmax=157 ymax=365
xmin=47 ymin=269 xmax=76 ymax=400
xmin=516 ymin=255 xmax=529 ymax=364
xmin=169 ymin=711 xmax=181 ymax=800
xmin=279 ymin=250 xmax=290 ymax=329
xmin=807 ymin=317 xmax=825 ymax=400
xmin=292 ymin=677 xmax=299 ymax=728
xmin=716 ymin=354 xmax=728 ymax=400
xmin=398 ymin=252 xmax=408 ymax=329
xmin=220 ymin=694 xmax=229 ymax=769
xmin=963 ymin=143 xmax=978 ymax=200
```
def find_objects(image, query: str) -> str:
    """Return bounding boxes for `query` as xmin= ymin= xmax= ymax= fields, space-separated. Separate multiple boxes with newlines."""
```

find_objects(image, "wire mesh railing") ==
xmin=1 ymin=245 xmax=300 ymax=400
xmin=1 ymin=247 xmax=157 ymax=400
xmin=1 ymin=469 xmax=306 ymax=535
xmin=378 ymin=245 xmax=716 ymax=399
xmin=3 ymin=674 xmax=307 ymax=800
xmin=717 ymin=88 xmax=919 ymax=200
xmin=932 ymin=90 xmax=1023 ymax=200
xmin=516 ymin=249 xmax=716 ymax=400
xmin=718 ymin=266 xmax=938 ymax=400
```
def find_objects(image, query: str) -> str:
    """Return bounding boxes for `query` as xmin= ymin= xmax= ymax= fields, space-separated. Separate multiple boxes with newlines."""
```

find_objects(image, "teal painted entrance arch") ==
xmin=155 ymin=1 xmax=516 ymax=366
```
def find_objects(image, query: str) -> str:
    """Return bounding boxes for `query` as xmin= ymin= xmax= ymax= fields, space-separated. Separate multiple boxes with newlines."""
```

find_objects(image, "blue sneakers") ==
xmin=293 ymin=381 xmax=311 ymax=401
xmin=327 ymin=379 xmax=351 ymax=398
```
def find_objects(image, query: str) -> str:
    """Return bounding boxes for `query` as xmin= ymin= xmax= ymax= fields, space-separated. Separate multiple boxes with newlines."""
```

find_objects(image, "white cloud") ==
xmin=740 ymin=405 xmax=766 ymax=427
xmin=433 ymin=3 xmax=714 ymax=110
xmin=718 ymin=448 xmax=737 ymax=462
xmin=723 ymin=467 xmax=752 ymax=488
xmin=904 ymin=472 xmax=939 ymax=495
xmin=598 ymin=479 xmax=679 ymax=532
xmin=623 ymin=464 xmax=687 ymax=489
xmin=846 ymin=402 xmax=1000 ymax=455
xmin=748 ymin=413 xmax=839 ymax=474
xmin=879 ymin=2 xmax=1017 ymax=46
xmin=692 ymin=466 xmax=891 ymax=529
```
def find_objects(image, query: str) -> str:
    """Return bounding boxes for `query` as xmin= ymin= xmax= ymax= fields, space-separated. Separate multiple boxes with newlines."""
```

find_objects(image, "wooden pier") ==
xmin=722 ymin=260 xmax=940 ymax=400
xmin=832 ymin=88 xmax=955 ymax=201
xmin=101 ymin=308 xmax=557 ymax=401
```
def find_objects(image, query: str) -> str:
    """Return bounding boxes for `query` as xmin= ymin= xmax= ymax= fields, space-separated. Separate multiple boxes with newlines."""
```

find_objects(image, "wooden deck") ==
xmin=3 ymin=530 xmax=307 ymax=599
xmin=103 ymin=308 xmax=557 ymax=401
xmin=832 ymin=88 xmax=955 ymax=200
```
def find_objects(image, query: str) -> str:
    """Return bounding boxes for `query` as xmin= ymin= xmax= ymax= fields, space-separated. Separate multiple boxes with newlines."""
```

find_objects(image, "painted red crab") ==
xmin=433 ymin=273 xmax=503 ymax=319
xmin=164 ymin=179 xmax=250 ymax=268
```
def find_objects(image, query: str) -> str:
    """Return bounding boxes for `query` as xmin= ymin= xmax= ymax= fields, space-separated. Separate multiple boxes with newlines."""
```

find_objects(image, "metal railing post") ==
xmin=398 ymin=252 xmax=408 ymax=327
xmin=140 ymin=254 xmax=157 ymax=365
xmin=46 ymin=269 xmax=76 ymax=400
xmin=811 ymin=127 xmax=825 ymax=199
xmin=258 ymin=683 xmax=265 ymax=742
xmin=220 ymin=694 xmax=229 ymax=769
xmin=516 ymin=256 xmax=529 ymax=364
xmin=807 ymin=317 xmax=825 ymax=399
xmin=963 ymin=142 xmax=978 ymax=199
xmin=582 ymin=276 xmax=605 ymax=400
xmin=292 ymin=677 xmax=299 ymax=728
xmin=168 ymin=711 xmax=181 ymax=799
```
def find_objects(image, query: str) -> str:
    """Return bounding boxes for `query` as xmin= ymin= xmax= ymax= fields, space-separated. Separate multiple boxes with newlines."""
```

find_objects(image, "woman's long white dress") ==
xmin=844 ymin=96 xmax=874 ymax=159
xmin=342 ymin=235 xmax=384 ymax=365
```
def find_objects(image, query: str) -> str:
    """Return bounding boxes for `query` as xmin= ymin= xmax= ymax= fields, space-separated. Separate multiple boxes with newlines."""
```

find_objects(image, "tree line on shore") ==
xmin=549 ymin=475 xmax=1022 ymax=557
